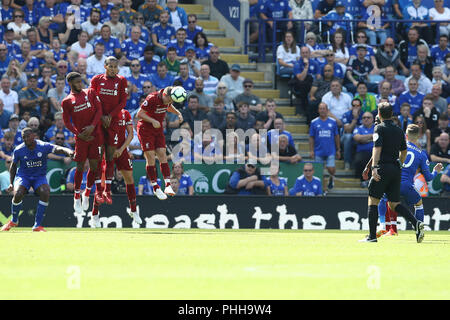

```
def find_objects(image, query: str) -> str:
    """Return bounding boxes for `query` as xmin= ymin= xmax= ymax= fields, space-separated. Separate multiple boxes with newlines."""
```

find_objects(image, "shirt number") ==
xmin=403 ymin=151 xmax=415 ymax=168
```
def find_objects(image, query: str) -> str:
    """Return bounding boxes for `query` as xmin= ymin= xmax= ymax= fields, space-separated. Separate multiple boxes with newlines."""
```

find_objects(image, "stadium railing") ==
xmin=244 ymin=18 xmax=450 ymax=63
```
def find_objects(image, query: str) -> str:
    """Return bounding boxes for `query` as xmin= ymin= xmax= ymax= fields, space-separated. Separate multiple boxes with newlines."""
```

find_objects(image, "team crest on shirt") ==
xmin=328 ymin=123 xmax=332 ymax=128
xmin=373 ymin=133 xmax=379 ymax=142
xmin=37 ymin=152 xmax=42 ymax=157
xmin=101 ymin=83 xmax=105 ymax=85
xmin=313 ymin=185 xmax=317 ymax=189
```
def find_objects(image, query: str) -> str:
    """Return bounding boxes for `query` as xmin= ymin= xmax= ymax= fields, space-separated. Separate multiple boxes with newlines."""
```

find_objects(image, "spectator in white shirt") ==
xmin=7 ymin=9 xmax=31 ymax=42
xmin=429 ymin=0 xmax=450 ymax=37
xmin=321 ymin=79 xmax=351 ymax=127
xmin=69 ymin=31 xmax=94 ymax=59
xmin=86 ymin=42 xmax=107 ymax=76
xmin=81 ymin=7 xmax=103 ymax=42
xmin=199 ymin=64 xmax=218 ymax=96
xmin=276 ymin=31 xmax=300 ymax=76
xmin=0 ymin=76 xmax=19 ymax=115
xmin=404 ymin=63 xmax=433 ymax=95
xmin=48 ymin=76 xmax=67 ymax=113
xmin=220 ymin=64 xmax=244 ymax=100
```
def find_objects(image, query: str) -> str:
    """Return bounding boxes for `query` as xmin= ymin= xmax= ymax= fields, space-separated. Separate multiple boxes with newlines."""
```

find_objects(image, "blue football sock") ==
xmin=415 ymin=205 xmax=424 ymax=222
xmin=11 ymin=201 xmax=23 ymax=224
xmin=33 ymin=200 xmax=48 ymax=228
xmin=378 ymin=198 xmax=387 ymax=224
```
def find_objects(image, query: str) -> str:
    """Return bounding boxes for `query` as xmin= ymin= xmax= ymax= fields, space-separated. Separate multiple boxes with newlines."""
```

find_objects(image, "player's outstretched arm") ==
xmin=168 ymin=104 xmax=183 ymax=122
xmin=137 ymin=108 xmax=160 ymax=128
xmin=53 ymin=146 xmax=74 ymax=158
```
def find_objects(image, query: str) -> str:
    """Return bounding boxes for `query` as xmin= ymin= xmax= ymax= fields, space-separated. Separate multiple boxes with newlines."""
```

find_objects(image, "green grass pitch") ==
xmin=1 ymin=229 xmax=449 ymax=299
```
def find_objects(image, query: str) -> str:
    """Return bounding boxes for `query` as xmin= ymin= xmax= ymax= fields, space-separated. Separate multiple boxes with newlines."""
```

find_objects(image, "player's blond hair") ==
xmin=406 ymin=124 xmax=420 ymax=140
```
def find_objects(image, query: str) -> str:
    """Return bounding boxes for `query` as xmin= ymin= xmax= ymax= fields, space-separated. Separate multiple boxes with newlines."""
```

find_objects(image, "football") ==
xmin=170 ymin=86 xmax=187 ymax=103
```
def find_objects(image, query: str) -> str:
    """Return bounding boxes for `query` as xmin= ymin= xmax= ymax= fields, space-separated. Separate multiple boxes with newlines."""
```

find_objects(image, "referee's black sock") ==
xmin=368 ymin=205 xmax=378 ymax=239
xmin=395 ymin=204 xmax=418 ymax=229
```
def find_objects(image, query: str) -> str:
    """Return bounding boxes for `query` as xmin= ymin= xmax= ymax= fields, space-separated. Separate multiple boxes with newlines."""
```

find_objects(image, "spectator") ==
xmin=321 ymin=50 xmax=345 ymax=80
xmin=139 ymin=0 xmax=162 ymax=29
xmin=414 ymin=45 xmax=433 ymax=81
xmin=289 ymin=162 xmax=323 ymax=196
xmin=4 ymin=114 xmax=22 ymax=147
xmin=345 ymin=45 xmax=377 ymax=94
xmin=93 ymin=24 xmax=121 ymax=57
xmin=328 ymin=29 xmax=349 ymax=69
xmin=219 ymin=65 xmax=243 ymax=101
xmin=44 ymin=111 xmax=74 ymax=145
xmin=138 ymin=175 xmax=162 ymax=195
xmin=353 ymin=112 xmax=375 ymax=188
xmin=50 ymin=61 xmax=69 ymax=93
xmin=139 ymin=45 xmax=160 ymax=77
xmin=256 ymin=98 xmax=284 ymax=131
xmin=430 ymin=132 xmax=450 ymax=164
xmin=413 ymin=95 xmax=440 ymax=130
xmin=94 ymin=0 xmax=115 ymax=24
xmin=398 ymin=103 xmax=414 ymax=132
xmin=226 ymin=163 xmax=265 ymax=195
xmin=174 ymin=62 xmax=195 ymax=92
xmin=376 ymin=81 xmax=397 ymax=107
xmin=121 ymin=26 xmax=146 ymax=62
xmin=104 ymin=6 xmax=126 ymax=41
xmin=0 ymin=157 xmax=13 ymax=194
xmin=0 ymin=43 xmax=11 ymax=78
xmin=183 ymin=13 xmax=203 ymax=42
xmin=81 ymin=7 xmax=102 ymax=41
xmin=429 ymin=0 xmax=450 ymax=37
xmin=431 ymin=35 xmax=450 ymax=66
xmin=267 ymin=117 xmax=295 ymax=148
xmin=182 ymin=45 xmax=201 ymax=77
xmin=181 ymin=94 xmax=207 ymax=132
xmin=0 ymin=77 xmax=19 ymax=115
xmin=50 ymin=38 xmax=67 ymax=63
xmin=127 ymin=12 xmax=151 ymax=45
xmin=236 ymin=102 xmax=256 ymax=131
xmin=207 ymin=97 xmax=226 ymax=132
xmin=48 ymin=76 xmax=67 ymax=113
xmin=189 ymin=78 xmax=213 ymax=113
xmin=378 ymin=65 xmax=405 ymax=97
xmin=66 ymin=161 xmax=95 ymax=194
xmin=222 ymin=131 xmax=245 ymax=164
xmin=221 ymin=112 xmax=239 ymax=138
xmin=111 ymin=169 xmax=127 ymax=194
xmin=151 ymin=10 xmax=176 ymax=58
xmin=321 ymin=79 xmax=351 ymax=127
xmin=47 ymin=131 xmax=72 ymax=166
xmin=397 ymin=77 xmax=425 ymax=115
xmin=233 ymin=79 xmax=263 ymax=115
xmin=193 ymin=31 xmax=212 ymax=62
xmin=69 ymin=31 xmax=94 ymax=60
xmin=403 ymin=0 xmax=433 ymax=45
xmin=355 ymin=81 xmax=377 ymax=113
xmin=304 ymin=32 xmax=328 ymax=66
xmin=26 ymin=27 xmax=47 ymax=64
xmin=127 ymin=59 xmax=149 ymax=95
xmin=349 ymin=30 xmax=379 ymax=74
xmin=16 ymin=40 xmax=39 ymax=77
xmin=322 ymin=2 xmax=353 ymax=38
xmin=398 ymin=27 xmax=428 ymax=75
xmin=75 ymin=58 xmax=91 ymax=88
xmin=148 ymin=62 xmax=174 ymax=90
xmin=199 ymin=64 xmax=218 ymax=96
xmin=7 ymin=8 xmax=30 ymax=41
xmin=405 ymin=63 xmax=433 ymax=96
xmin=308 ymin=64 xmax=336 ymax=124
xmin=314 ymin=0 xmax=336 ymax=19
xmin=431 ymin=68 xmax=449 ymax=98
xmin=289 ymin=0 xmax=314 ymax=35
xmin=18 ymin=74 xmax=47 ymax=117
xmin=0 ymin=0 xmax=14 ymax=26
xmin=440 ymin=164 xmax=450 ymax=197
xmin=167 ymin=28 xmax=192 ymax=60
xmin=165 ymin=0 xmax=188 ymax=31
xmin=36 ymin=65 xmax=55 ymax=93
xmin=341 ymin=98 xmax=363 ymax=170
xmin=163 ymin=47 xmax=180 ymax=77
xmin=375 ymin=38 xmax=401 ymax=75
xmin=276 ymin=31 xmax=300 ymax=77
xmin=0 ymin=98 xmax=12 ymax=129
xmin=36 ymin=16 xmax=53 ymax=46
xmin=117 ymin=53 xmax=131 ymax=78
xmin=259 ymin=0 xmax=294 ymax=43
xmin=170 ymin=163 xmax=193 ymax=195
xmin=37 ymin=99 xmax=53 ymax=137
xmin=359 ymin=4 xmax=389 ymax=46
xmin=443 ymin=54 xmax=450 ymax=83
xmin=0 ymin=131 xmax=15 ymax=160
xmin=264 ymin=164 xmax=288 ymax=196
xmin=128 ymin=115 xmax=143 ymax=160
xmin=86 ymin=42 xmax=106 ymax=76
xmin=430 ymin=113 xmax=450 ymax=144
xmin=274 ymin=134 xmax=302 ymax=164
xmin=202 ymin=46 xmax=229 ymax=81
xmin=309 ymin=102 xmax=340 ymax=190
xmin=414 ymin=115 xmax=432 ymax=154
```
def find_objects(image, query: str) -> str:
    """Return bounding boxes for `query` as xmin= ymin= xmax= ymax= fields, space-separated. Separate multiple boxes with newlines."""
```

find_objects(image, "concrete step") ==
xmin=253 ymin=81 xmax=272 ymax=89
xmin=198 ymin=20 xmax=220 ymax=30
xmin=204 ymin=29 xmax=226 ymax=37
xmin=327 ymin=188 xmax=368 ymax=196
xmin=292 ymin=134 xmax=309 ymax=141
xmin=252 ymin=89 xmax=280 ymax=99
xmin=284 ymin=116 xmax=306 ymax=123
xmin=335 ymin=169 xmax=357 ymax=177
xmin=179 ymin=4 xmax=206 ymax=13
xmin=329 ymin=178 xmax=362 ymax=189
xmin=240 ymin=71 xmax=265 ymax=81
xmin=285 ymin=124 xmax=308 ymax=134
xmin=295 ymin=142 xmax=309 ymax=152
xmin=277 ymin=106 xmax=296 ymax=116
xmin=221 ymin=54 xmax=249 ymax=64
xmin=209 ymin=37 xmax=234 ymax=47
xmin=220 ymin=46 xmax=242 ymax=54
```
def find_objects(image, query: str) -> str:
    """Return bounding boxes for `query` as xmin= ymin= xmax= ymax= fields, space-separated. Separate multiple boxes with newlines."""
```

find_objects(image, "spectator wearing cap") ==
xmin=183 ymin=45 xmax=201 ymax=77
xmin=121 ymin=25 xmax=147 ymax=62
xmin=220 ymin=64 xmax=244 ymax=101
xmin=0 ymin=44 xmax=11 ymax=78
xmin=234 ymin=79 xmax=263 ymax=115
xmin=44 ymin=111 xmax=75 ymax=145
xmin=151 ymin=10 xmax=177 ymax=58
xmin=345 ymin=45 xmax=377 ymax=94
xmin=348 ymin=30 xmax=379 ymax=74
xmin=139 ymin=46 xmax=160 ymax=77
xmin=0 ymin=98 xmax=12 ymax=129
xmin=199 ymin=64 xmax=219 ymax=96
xmin=18 ymin=74 xmax=47 ymax=117
xmin=0 ymin=76 xmax=19 ymax=115
xmin=148 ymin=62 xmax=175 ymax=90
xmin=104 ymin=6 xmax=126 ymax=41
xmin=183 ymin=13 xmax=203 ymax=42
xmin=81 ymin=7 xmax=103 ymax=41
xmin=174 ymin=62 xmax=196 ymax=92
xmin=322 ymin=1 xmax=353 ymax=38
xmin=4 ymin=114 xmax=23 ymax=147
xmin=86 ymin=43 xmax=107 ymax=77
xmin=202 ymin=46 xmax=230 ymax=81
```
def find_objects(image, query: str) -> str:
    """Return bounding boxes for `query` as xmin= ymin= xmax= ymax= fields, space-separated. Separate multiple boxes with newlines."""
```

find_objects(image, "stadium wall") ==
xmin=1 ymin=195 xmax=448 ymax=230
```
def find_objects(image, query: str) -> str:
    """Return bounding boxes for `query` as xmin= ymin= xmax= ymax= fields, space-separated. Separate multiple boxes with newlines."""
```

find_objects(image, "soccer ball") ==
xmin=170 ymin=86 xmax=187 ymax=103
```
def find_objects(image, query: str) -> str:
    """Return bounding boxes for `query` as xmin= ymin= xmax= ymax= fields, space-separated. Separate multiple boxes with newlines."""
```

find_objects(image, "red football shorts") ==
xmin=74 ymin=136 xmax=103 ymax=162
xmin=103 ymin=125 xmax=122 ymax=147
xmin=115 ymin=149 xmax=133 ymax=171
xmin=137 ymin=125 xmax=166 ymax=152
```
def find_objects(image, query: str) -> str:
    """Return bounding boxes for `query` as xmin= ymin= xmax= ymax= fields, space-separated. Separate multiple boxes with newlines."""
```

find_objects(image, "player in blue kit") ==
xmin=1 ymin=128 xmax=74 ymax=232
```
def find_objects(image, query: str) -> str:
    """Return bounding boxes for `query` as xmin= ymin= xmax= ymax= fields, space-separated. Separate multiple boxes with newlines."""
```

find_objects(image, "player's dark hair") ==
xmin=66 ymin=72 xmax=81 ymax=83
xmin=21 ymin=127 xmax=33 ymax=138
xmin=378 ymin=102 xmax=393 ymax=120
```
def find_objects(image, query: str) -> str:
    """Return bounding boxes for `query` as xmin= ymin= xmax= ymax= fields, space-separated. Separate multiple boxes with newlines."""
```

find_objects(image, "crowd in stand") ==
xmin=0 ymin=0 xmax=448 ymax=196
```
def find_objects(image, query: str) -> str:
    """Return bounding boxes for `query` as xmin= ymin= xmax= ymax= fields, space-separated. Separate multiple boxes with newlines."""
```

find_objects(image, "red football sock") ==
xmin=105 ymin=160 xmax=115 ymax=181
xmin=126 ymin=184 xmax=137 ymax=212
xmin=94 ymin=166 xmax=103 ymax=194
xmin=74 ymin=168 xmax=83 ymax=194
xmin=160 ymin=162 xmax=171 ymax=180
xmin=86 ymin=169 xmax=95 ymax=190
xmin=390 ymin=210 xmax=398 ymax=233
xmin=385 ymin=204 xmax=391 ymax=231
xmin=92 ymin=203 xmax=99 ymax=216
xmin=146 ymin=165 xmax=157 ymax=183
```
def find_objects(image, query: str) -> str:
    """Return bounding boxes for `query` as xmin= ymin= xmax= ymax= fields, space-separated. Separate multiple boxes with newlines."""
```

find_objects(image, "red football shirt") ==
xmin=138 ymin=89 xmax=170 ymax=130
xmin=90 ymin=73 xmax=128 ymax=119
xmin=114 ymin=109 xmax=133 ymax=146
xmin=61 ymin=88 xmax=103 ymax=136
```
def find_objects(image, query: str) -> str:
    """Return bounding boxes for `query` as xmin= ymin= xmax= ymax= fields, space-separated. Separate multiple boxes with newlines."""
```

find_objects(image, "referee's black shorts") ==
xmin=368 ymin=163 xmax=401 ymax=202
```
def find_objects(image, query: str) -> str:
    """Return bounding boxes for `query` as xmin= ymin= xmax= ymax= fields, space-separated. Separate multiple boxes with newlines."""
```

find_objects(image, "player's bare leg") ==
xmin=33 ymin=184 xmax=50 ymax=232
xmin=121 ymin=170 xmax=141 ymax=224
xmin=103 ymin=145 xmax=117 ymax=204
xmin=144 ymin=150 xmax=167 ymax=200
xmin=156 ymin=148 xmax=175 ymax=196
xmin=1 ymin=185 xmax=27 ymax=231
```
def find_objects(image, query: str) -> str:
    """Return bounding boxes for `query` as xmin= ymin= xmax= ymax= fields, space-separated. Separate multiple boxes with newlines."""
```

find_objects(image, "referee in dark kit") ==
xmin=360 ymin=102 xmax=425 ymax=243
